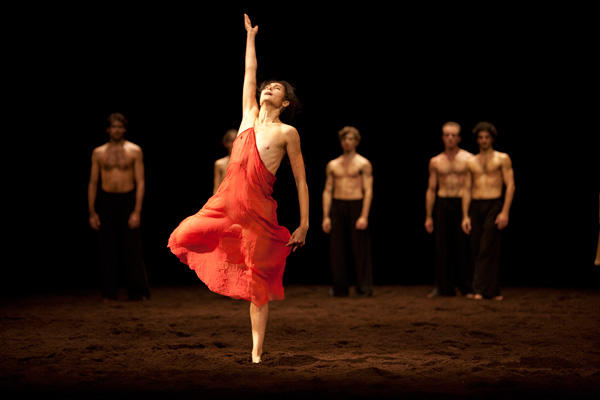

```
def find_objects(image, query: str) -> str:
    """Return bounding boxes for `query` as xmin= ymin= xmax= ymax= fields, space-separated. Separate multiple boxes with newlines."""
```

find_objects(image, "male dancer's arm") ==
xmin=461 ymin=166 xmax=473 ymax=234
xmin=355 ymin=161 xmax=373 ymax=230
xmin=240 ymin=14 xmax=259 ymax=132
xmin=322 ymin=163 xmax=334 ymax=233
xmin=286 ymin=129 xmax=309 ymax=252
xmin=495 ymin=154 xmax=515 ymax=230
xmin=424 ymin=159 xmax=437 ymax=234
xmin=88 ymin=149 xmax=101 ymax=231
xmin=129 ymin=148 xmax=145 ymax=229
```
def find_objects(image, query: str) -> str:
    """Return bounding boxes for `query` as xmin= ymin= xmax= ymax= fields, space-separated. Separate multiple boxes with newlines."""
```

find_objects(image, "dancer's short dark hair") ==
xmin=472 ymin=121 xmax=497 ymax=139
xmin=258 ymin=80 xmax=300 ymax=123
xmin=106 ymin=112 xmax=128 ymax=130
xmin=222 ymin=129 xmax=237 ymax=145
xmin=338 ymin=126 xmax=361 ymax=142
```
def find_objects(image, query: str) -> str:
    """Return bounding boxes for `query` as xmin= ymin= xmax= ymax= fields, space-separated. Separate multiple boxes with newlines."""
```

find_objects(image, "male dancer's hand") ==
xmin=495 ymin=212 xmax=509 ymax=230
xmin=461 ymin=217 xmax=471 ymax=235
xmin=424 ymin=217 xmax=434 ymax=234
xmin=355 ymin=217 xmax=368 ymax=230
xmin=89 ymin=212 xmax=101 ymax=231
xmin=128 ymin=212 xmax=141 ymax=229
xmin=287 ymin=226 xmax=308 ymax=252
xmin=322 ymin=218 xmax=331 ymax=234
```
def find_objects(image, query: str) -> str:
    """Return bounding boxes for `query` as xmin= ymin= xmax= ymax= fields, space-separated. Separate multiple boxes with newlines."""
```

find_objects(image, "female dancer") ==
xmin=168 ymin=14 xmax=309 ymax=364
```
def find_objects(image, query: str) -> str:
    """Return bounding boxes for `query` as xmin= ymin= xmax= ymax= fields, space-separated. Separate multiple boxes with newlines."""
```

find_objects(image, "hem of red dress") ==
xmin=167 ymin=240 xmax=284 ymax=307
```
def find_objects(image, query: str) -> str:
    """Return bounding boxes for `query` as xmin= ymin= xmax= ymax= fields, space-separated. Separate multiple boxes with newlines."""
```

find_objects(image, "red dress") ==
xmin=168 ymin=127 xmax=292 ymax=306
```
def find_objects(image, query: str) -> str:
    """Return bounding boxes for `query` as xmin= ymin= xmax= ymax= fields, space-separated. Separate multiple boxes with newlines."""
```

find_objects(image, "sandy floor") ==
xmin=1 ymin=285 xmax=599 ymax=399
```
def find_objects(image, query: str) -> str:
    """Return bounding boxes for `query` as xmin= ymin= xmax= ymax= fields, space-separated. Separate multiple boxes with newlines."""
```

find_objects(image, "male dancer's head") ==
xmin=338 ymin=126 xmax=361 ymax=155
xmin=441 ymin=121 xmax=461 ymax=151
xmin=106 ymin=113 xmax=128 ymax=143
xmin=222 ymin=129 xmax=237 ymax=155
xmin=472 ymin=121 xmax=497 ymax=152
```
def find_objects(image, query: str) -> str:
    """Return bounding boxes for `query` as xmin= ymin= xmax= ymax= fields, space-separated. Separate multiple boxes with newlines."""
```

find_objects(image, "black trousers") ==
xmin=433 ymin=197 xmax=473 ymax=296
xmin=469 ymin=198 xmax=503 ymax=298
xmin=97 ymin=190 xmax=150 ymax=300
xmin=329 ymin=199 xmax=372 ymax=296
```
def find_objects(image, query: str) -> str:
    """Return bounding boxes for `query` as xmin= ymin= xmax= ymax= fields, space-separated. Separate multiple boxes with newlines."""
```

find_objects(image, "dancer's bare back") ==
xmin=213 ymin=156 xmax=229 ymax=193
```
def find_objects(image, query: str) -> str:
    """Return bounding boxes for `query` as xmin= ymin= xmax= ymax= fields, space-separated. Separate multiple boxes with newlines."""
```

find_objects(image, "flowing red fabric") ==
xmin=168 ymin=127 xmax=292 ymax=306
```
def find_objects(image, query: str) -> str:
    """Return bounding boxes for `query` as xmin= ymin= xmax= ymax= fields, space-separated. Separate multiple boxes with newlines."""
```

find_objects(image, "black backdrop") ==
xmin=9 ymin=5 xmax=598 ymax=295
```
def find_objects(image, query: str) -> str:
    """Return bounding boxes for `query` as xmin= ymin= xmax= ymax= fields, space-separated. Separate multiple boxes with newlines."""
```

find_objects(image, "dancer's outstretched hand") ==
xmin=244 ymin=13 xmax=258 ymax=35
xmin=287 ymin=226 xmax=308 ymax=252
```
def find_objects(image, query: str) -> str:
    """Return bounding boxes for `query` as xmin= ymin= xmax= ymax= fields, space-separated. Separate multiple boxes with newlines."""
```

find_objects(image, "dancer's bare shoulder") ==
xmin=280 ymin=123 xmax=299 ymax=143
xmin=355 ymin=153 xmax=372 ymax=170
xmin=495 ymin=151 xmax=511 ymax=164
xmin=458 ymin=149 xmax=474 ymax=160
xmin=430 ymin=152 xmax=444 ymax=168
xmin=466 ymin=152 xmax=480 ymax=170
xmin=215 ymin=156 xmax=229 ymax=168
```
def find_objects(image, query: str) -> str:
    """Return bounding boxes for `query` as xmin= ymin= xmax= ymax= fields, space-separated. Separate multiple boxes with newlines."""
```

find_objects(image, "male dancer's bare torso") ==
xmin=430 ymin=150 xmax=472 ymax=197
xmin=327 ymin=153 xmax=371 ymax=200
xmin=466 ymin=151 xmax=509 ymax=199
xmin=94 ymin=141 xmax=141 ymax=193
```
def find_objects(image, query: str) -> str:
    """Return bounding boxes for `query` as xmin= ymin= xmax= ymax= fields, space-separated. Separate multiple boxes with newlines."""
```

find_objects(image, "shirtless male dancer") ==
xmin=462 ymin=122 xmax=515 ymax=300
xmin=168 ymin=14 xmax=309 ymax=364
xmin=88 ymin=112 xmax=151 ymax=301
xmin=425 ymin=121 xmax=474 ymax=297
xmin=322 ymin=126 xmax=374 ymax=297
xmin=213 ymin=129 xmax=237 ymax=194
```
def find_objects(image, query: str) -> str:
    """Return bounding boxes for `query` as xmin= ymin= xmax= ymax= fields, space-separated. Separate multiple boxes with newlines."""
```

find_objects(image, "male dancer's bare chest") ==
xmin=100 ymin=147 xmax=134 ymax=171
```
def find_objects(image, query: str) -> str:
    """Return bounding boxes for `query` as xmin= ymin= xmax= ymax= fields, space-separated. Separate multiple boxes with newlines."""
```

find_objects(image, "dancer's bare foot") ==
xmin=493 ymin=295 xmax=504 ymax=301
xmin=465 ymin=293 xmax=475 ymax=299
xmin=250 ymin=302 xmax=268 ymax=365
xmin=251 ymin=351 xmax=262 ymax=364
xmin=473 ymin=294 xmax=483 ymax=300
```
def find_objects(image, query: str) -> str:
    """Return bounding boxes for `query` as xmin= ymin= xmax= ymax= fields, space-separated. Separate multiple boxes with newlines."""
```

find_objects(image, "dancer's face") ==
xmin=107 ymin=120 xmax=126 ymax=142
xmin=477 ymin=131 xmax=494 ymax=151
xmin=442 ymin=126 xmax=461 ymax=149
xmin=260 ymin=83 xmax=289 ymax=109
xmin=224 ymin=139 xmax=234 ymax=153
xmin=340 ymin=134 xmax=359 ymax=152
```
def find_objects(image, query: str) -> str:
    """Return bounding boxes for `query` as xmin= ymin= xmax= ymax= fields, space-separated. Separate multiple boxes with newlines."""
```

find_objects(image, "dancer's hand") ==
xmin=355 ymin=217 xmax=368 ymax=230
xmin=244 ymin=13 xmax=258 ymax=35
xmin=461 ymin=217 xmax=471 ymax=235
xmin=287 ymin=226 xmax=308 ymax=252
xmin=128 ymin=212 xmax=141 ymax=229
xmin=424 ymin=217 xmax=434 ymax=234
xmin=322 ymin=218 xmax=331 ymax=234
xmin=495 ymin=212 xmax=509 ymax=230
xmin=89 ymin=212 xmax=101 ymax=231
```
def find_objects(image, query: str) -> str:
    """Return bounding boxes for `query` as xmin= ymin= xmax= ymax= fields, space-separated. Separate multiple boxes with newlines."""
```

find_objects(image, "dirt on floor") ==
xmin=1 ymin=285 xmax=599 ymax=399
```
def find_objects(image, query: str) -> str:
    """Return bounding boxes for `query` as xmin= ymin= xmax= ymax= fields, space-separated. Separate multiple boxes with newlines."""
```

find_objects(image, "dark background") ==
xmin=8 ymin=5 xmax=599 ymax=295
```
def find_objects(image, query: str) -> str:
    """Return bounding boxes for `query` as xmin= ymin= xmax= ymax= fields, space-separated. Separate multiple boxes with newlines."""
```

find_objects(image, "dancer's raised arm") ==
xmin=240 ymin=14 xmax=259 ymax=132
